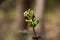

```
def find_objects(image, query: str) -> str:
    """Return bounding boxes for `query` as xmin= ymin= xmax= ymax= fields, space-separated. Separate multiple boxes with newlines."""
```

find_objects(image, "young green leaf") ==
xmin=24 ymin=9 xmax=39 ymax=28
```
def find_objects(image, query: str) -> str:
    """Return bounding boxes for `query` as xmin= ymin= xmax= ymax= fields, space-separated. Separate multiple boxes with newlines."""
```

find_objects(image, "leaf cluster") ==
xmin=24 ymin=9 xmax=39 ymax=28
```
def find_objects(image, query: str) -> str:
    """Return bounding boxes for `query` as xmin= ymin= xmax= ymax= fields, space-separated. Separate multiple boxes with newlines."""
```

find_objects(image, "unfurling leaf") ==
xmin=24 ymin=9 xmax=39 ymax=28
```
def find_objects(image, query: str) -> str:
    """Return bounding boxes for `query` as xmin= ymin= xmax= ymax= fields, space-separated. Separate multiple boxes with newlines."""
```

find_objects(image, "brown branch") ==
xmin=33 ymin=27 xmax=39 ymax=40
xmin=33 ymin=27 xmax=37 ymax=37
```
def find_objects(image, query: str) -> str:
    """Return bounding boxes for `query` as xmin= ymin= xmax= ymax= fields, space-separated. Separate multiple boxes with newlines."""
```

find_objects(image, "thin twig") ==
xmin=33 ymin=27 xmax=37 ymax=37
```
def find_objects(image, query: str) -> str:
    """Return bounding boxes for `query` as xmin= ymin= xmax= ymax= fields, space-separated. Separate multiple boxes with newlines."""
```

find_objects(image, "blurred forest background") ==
xmin=0 ymin=0 xmax=60 ymax=40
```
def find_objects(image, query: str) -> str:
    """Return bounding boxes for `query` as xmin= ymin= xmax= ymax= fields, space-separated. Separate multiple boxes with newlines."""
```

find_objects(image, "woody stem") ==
xmin=33 ymin=27 xmax=37 ymax=37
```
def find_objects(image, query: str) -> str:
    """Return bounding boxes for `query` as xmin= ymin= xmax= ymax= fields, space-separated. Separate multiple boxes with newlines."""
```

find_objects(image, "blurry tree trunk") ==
xmin=5 ymin=0 xmax=25 ymax=40
xmin=10 ymin=0 xmax=24 ymax=31
xmin=34 ymin=0 xmax=45 ymax=40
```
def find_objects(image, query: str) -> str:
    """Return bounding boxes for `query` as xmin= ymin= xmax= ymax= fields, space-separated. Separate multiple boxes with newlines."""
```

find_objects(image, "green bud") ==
xmin=25 ymin=19 xmax=32 ymax=23
xmin=24 ymin=9 xmax=39 ymax=28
